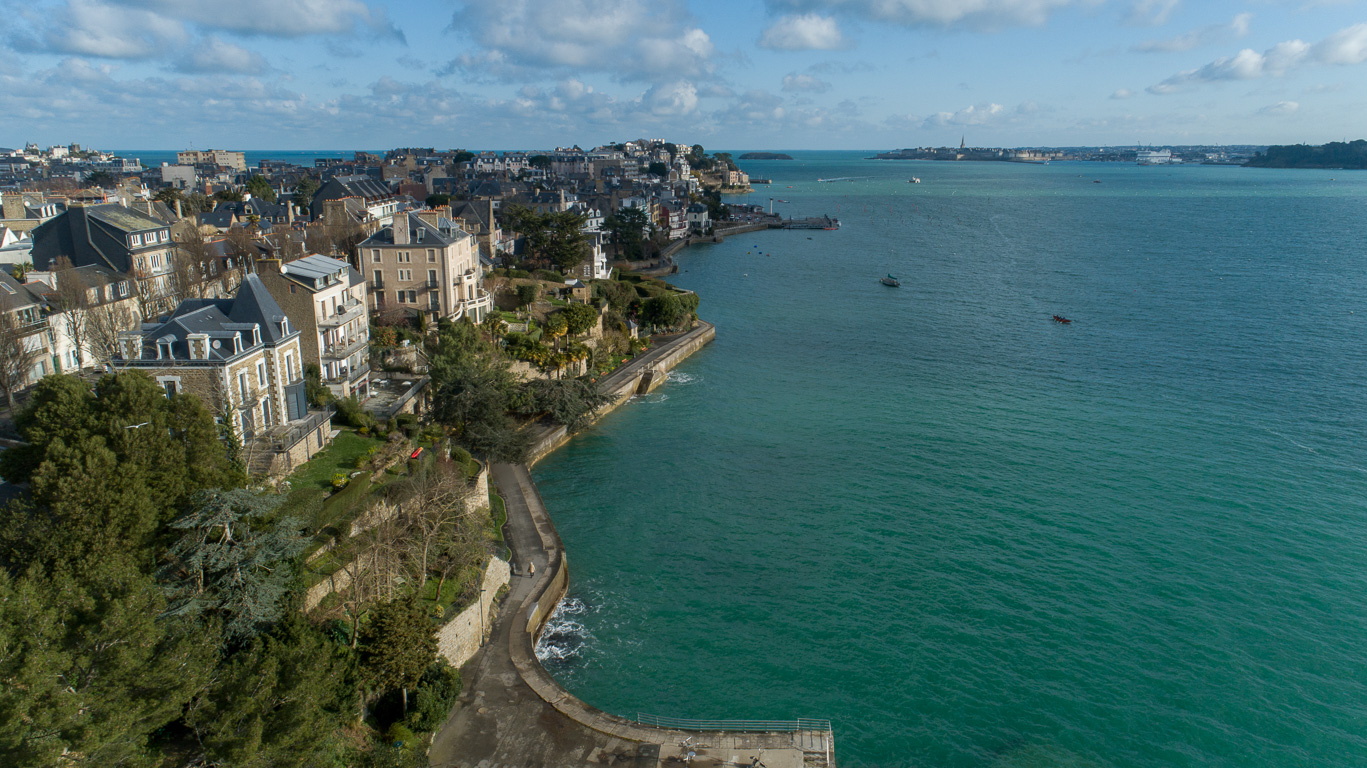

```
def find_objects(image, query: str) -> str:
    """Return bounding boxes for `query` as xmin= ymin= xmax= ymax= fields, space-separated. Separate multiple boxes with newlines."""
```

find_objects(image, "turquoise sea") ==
xmin=532 ymin=152 xmax=1367 ymax=767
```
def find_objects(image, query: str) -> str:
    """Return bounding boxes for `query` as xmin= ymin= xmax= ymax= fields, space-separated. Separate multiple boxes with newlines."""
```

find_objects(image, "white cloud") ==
xmin=759 ymin=14 xmax=848 ymax=50
xmin=174 ymin=37 xmax=268 ymax=74
xmin=765 ymin=0 xmax=1090 ymax=29
xmin=1147 ymin=31 xmax=1350 ymax=93
xmin=782 ymin=73 xmax=832 ymax=92
xmin=13 ymin=0 xmax=188 ymax=58
xmin=1313 ymin=23 xmax=1367 ymax=65
xmin=447 ymin=0 xmax=713 ymax=81
xmin=641 ymin=80 xmax=700 ymax=115
xmin=1126 ymin=0 xmax=1179 ymax=27
xmin=1111 ymin=88 xmax=1134 ymax=99
xmin=1257 ymin=100 xmax=1299 ymax=116
xmin=1132 ymin=12 xmax=1251 ymax=53
xmin=924 ymin=102 xmax=1005 ymax=127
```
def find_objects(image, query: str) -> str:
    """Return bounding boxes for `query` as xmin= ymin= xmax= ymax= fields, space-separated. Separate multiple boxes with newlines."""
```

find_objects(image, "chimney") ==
xmin=175 ymin=198 xmax=183 ymax=219
xmin=392 ymin=213 xmax=409 ymax=245
xmin=286 ymin=202 xmax=294 ymax=225
xmin=259 ymin=258 xmax=283 ymax=274
xmin=2 ymin=192 xmax=23 ymax=221
xmin=415 ymin=210 xmax=441 ymax=228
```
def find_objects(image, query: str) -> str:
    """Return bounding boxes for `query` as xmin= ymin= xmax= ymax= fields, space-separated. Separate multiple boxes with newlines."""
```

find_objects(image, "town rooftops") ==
xmin=30 ymin=202 xmax=172 ymax=272
xmin=122 ymin=274 xmax=296 ymax=363
xmin=359 ymin=211 xmax=464 ymax=248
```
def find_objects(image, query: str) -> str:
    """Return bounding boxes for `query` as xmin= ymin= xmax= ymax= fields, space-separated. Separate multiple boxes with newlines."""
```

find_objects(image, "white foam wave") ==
xmin=666 ymin=371 xmax=698 ymax=385
xmin=535 ymin=596 xmax=592 ymax=665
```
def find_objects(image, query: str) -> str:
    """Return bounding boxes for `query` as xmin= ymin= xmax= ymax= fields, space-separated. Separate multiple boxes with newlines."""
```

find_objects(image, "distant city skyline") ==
xmin=2 ymin=0 xmax=1365 ymax=150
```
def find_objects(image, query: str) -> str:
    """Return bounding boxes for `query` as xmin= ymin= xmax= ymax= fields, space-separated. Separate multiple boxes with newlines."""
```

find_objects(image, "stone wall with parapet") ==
xmin=436 ymin=556 xmax=511 ymax=667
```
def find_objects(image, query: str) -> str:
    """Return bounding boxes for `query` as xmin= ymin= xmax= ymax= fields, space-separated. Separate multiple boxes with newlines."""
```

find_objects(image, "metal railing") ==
xmin=633 ymin=713 xmax=832 ymax=733
xmin=317 ymin=300 xmax=365 ymax=328
xmin=322 ymin=336 xmax=367 ymax=361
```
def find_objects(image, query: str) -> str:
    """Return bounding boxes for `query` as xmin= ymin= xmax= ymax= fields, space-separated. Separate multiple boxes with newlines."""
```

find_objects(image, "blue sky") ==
xmin=1 ymin=0 xmax=1365 ymax=150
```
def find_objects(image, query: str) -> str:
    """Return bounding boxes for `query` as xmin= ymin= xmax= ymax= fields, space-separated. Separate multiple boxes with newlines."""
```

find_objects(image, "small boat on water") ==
xmin=1052 ymin=315 xmax=1072 ymax=324
xmin=881 ymin=274 xmax=901 ymax=287
xmin=909 ymin=177 xmax=921 ymax=183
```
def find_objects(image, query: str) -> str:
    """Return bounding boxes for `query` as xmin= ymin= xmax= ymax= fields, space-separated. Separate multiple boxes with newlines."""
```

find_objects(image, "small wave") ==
xmin=666 ymin=371 xmax=698 ymax=385
xmin=535 ymin=596 xmax=592 ymax=665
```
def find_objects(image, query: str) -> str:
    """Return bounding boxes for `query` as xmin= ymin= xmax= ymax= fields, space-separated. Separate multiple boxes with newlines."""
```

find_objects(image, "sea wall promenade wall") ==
xmin=430 ymin=319 xmax=836 ymax=768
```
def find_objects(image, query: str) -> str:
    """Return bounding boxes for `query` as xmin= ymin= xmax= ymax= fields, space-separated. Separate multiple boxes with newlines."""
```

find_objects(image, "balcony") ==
xmin=325 ymin=361 xmax=370 ymax=385
xmin=427 ymin=277 xmax=439 ymax=289
xmin=321 ymin=335 xmax=368 ymax=361
xmin=317 ymin=299 xmax=365 ymax=329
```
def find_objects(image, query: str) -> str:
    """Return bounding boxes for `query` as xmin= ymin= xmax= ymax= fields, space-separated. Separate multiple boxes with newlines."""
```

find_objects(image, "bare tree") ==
xmin=85 ymin=299 xmax=138 ymax=368
xmin=224 ymin=227 xmax=258 ymax=274
xmin=171 ymin=233 xmax=209 ymax=302
xmin=0 ymin=310 xmax=42 ymax=411
xmin=50 ymin=257 xmax=91 ymax=371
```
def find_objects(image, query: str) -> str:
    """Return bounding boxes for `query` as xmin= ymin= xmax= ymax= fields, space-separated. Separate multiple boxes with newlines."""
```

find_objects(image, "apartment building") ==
xmin=258 ymin=254 xmax=370 ymax=400
xmin=357 ymin=211 xmax=491 ymax=323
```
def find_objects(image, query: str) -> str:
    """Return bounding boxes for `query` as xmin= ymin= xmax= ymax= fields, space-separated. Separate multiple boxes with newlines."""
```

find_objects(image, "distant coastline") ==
xmin=739 ymin=152 xmax=794 ymax=160
xmin=1243 ymin=140 xmax=1367 ymax=170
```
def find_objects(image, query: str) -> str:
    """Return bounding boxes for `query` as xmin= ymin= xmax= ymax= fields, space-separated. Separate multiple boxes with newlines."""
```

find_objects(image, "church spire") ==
xmin=960 ymin=135 xmax=966 ymax=149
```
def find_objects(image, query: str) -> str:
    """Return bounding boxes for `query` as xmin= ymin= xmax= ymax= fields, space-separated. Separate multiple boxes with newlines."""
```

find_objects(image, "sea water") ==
xmin=532 ymin=152 xmax=1367 ymax=767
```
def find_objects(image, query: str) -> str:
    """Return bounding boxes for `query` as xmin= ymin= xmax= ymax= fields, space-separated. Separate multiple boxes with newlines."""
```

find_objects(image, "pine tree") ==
xmin=159 ymin=489 xmax=307 ymax=642
xmin=359 ymin=600 xmax=437 ymax=715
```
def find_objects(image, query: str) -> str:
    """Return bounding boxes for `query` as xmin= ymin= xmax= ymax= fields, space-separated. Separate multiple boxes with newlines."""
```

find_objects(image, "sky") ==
xmin=1 ymin=0 xmax=1366 ymax=151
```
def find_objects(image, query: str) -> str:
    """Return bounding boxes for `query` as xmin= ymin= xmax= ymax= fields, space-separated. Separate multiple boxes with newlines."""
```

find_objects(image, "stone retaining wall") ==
xmin=436 ymin=557 xmax=511 ymax=667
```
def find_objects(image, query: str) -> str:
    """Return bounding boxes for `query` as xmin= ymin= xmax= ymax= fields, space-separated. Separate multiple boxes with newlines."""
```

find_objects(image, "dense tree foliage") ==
xmin=603 ymin=206 xmax=652 ymax=260
xmin=245 ymin=175 xmax=277 ymax=202
xmin=1245 ymin=140 xmax=1367 ymax=169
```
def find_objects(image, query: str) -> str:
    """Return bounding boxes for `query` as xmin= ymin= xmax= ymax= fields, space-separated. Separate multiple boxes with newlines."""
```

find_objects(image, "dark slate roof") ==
xmin=30 ymin=203 xmax=171 ymax=272
xmin=198 ymin=211 xmax=236 ymax=229
xmin=133 ymin=274 xmax=296 ymax=362
xmin=310 ymin=175 xmax=394 ymax=212
xmin=359 ymin=211 xmax=462 ymax=248
xmin=0 ymin=270 xmax=45 ymax=314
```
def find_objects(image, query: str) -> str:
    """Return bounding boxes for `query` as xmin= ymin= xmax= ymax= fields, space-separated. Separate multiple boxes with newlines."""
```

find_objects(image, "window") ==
xmin=164 ymin=380 xmax=178 ymax=397
xmin=118 ymin=281 xmax=128 ymax=297
xmin=372 ymin=249 xmax=381 ymax=263
xmin=233 ymin=334 xmax=242 ymax=354
xmin=238 ymin=372 xmax=249 ymax=402
xmin=428 ymin=269 xmax=436 ymax=285
xmin=130 ymin=234 xmax=141 ymax=247
xmin=407 ymin=290 xmax=417 ymax=304
xmin=159 ymin=230 xmax=169 ymax=242
xmin=256 ymin=360 xmax=266 ymax=386
xmin=427 ymin=249 xmax=436 ymax=262
xmin=400 ymin=251 xmax=410 ymax=263
xmin=430 ymin=293 xmax=440 ymax=309
xmin=284 ymin=352 xmax=295 ymax=381
xmin=396 ymin=291 xmax=406 ymax=304
xmin=373 ymin=271 xmax=383 ymax=287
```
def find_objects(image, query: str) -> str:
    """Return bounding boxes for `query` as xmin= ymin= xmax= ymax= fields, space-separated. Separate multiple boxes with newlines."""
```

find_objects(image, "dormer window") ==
xmin=280 ymin=317 xmax=290 ymax=335
xmin=130 ymin=233 xmax=141 ymax=247
xmin=233 ymin=334 xmax=243 ymax=354
xmin=251 ymin=325 xmax=261 ymax=347
xmin=160 ymin=230 xmax=169 ymax=242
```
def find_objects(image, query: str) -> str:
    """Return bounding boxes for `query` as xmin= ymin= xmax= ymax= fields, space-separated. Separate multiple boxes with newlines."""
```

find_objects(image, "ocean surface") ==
xmin=112 ymin=149 xmax=369 ymax=169
xmin=532 ymin=152 xmax=1367 ymax=768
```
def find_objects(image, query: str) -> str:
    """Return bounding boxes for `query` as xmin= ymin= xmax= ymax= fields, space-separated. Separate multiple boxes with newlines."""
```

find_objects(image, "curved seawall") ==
xmin=429 ymin=320 xmax=836 ymax=768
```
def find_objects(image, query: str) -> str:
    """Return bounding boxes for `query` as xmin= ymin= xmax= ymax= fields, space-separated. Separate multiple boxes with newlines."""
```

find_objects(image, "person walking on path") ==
xmin=529 ymin=561 xmax=536 ymax=577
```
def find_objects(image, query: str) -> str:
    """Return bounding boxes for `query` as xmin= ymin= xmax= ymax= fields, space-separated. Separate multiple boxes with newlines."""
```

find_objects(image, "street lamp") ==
xmin=478 ymin=586 xmax=486 ymax=647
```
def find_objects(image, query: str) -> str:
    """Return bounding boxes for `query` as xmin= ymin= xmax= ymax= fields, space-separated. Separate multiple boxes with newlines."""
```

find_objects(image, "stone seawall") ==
xmin=525 ymin=321 xmax=716 ymax=467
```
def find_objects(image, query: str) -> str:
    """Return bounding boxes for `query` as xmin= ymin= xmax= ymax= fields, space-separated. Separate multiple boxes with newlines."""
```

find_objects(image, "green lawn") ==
xmin=276 ymin=429 xmax=384 ymax=532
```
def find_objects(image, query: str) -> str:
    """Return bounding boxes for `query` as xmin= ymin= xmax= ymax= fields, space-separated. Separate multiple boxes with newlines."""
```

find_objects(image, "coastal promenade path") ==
xmin=430 ymin=323 xmax=833 ymax=768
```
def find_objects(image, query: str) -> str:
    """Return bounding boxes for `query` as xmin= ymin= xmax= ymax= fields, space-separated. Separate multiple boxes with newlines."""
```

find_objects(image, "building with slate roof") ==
xmin=114 ymin=273 xmax=331 ymax=478
xmin=0 ymin=270 xmax=58 ymax=395
xmin=29 ymin=202 xmax=179 ymax=317
xmin=357 ymin=211 xmax=491 ymax=323
xmin=310 ymin=175 xmax=399 ymax=228
xmin=258 ymin=254 xmax=370 ymax=399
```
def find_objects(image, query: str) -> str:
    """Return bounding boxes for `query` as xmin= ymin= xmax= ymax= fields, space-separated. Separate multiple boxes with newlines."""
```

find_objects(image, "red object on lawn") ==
xmin=410 ymin=447 xmax=423 ymax=459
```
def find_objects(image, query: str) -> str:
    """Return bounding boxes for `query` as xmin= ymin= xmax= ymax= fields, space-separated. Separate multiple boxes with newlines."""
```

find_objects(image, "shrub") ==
xmin=331 ymin=472 xmax=349 ymax=490
xmin=385 ymin=723 xmax=416 ymax=747
xmin=333 ymin=395 xmax=373 ymax=430
xmin=450 ymin=445 xmax=472 ymax=466
xmin=532 ymin=269 xmax=565 ymax=283
xmin=506 ymin=268 xmax=531 ymax=279
xmin=406 ymin=664 xmax=463 ymax=732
